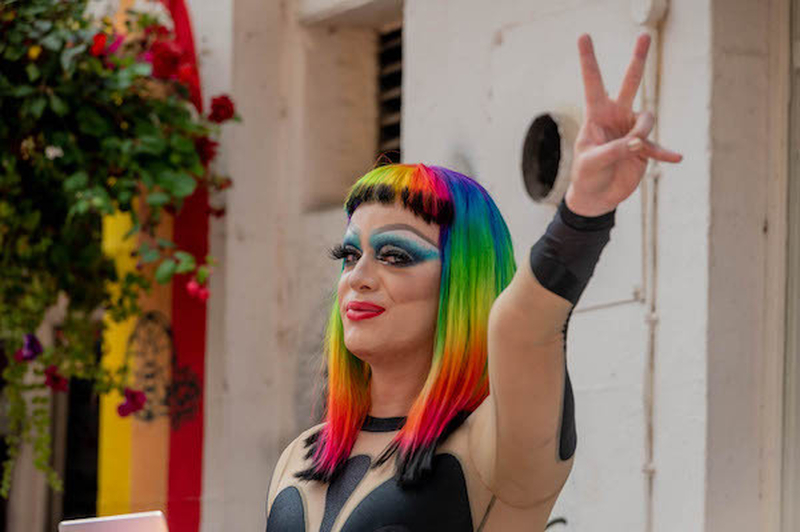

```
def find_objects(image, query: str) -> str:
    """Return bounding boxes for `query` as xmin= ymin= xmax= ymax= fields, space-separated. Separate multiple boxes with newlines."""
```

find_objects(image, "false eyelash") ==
xmin=327 ymin=243 xmax=356 ymax=261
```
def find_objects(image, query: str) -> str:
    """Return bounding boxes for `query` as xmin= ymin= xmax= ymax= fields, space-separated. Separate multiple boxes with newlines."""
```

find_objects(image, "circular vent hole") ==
xmin=521 ymin=113 xmax=562 ymax=201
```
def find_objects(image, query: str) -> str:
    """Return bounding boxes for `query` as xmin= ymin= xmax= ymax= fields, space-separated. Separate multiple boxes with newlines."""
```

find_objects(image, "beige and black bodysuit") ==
xmin=265 ymin=198 xmax=616 ymax=531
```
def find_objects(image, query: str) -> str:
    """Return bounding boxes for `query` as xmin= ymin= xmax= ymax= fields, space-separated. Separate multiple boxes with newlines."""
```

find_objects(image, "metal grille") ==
xmin=378 ymin=26 xmax=402 ymax=163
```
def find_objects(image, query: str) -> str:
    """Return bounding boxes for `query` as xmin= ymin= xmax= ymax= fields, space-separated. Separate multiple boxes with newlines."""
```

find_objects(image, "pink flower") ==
xmin=117 ymin=388 xmax=147 ymax=417
xmin=186 ymin=279 xmax=200 ymax=296
xmin=197 ymin=286 xmax=210 ymax=302
xmin=208 ymin=95 xmax=235 ymax=123
xmin=44 ymin=365 xmax=69 ymax=393
xmin=107 ymin=34 xmax=124 ymax=55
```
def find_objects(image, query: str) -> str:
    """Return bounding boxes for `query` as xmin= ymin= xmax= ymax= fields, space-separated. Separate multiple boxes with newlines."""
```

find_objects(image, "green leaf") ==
xmin=196 ymin=265 xmax=209 ymax=285
xmin=154 ymin=259 xmax=177 ymax=284
xmin=145 ymin=192 xmax=170 ymax=207
xmin=40 ymin=34 xmax=62 ymax=51
xmin=60 ymin=43 xmax=87 ymax=72
xmin=156 ymin=238 xmax=176 ymax=249
xmin=118 ymin=190 xmax=133 ymax=205
xmin=28 ymin=96 xmax=47 ymax=119
xmin=48 ymin=93 xmax=68 ymax=116
xmin=171 ymin=173 xmax=197 ymax=199
xmin=129 ymin=62 xmax=152 ymax=77
xmin=3 ymin=45 xmax=25 ymax=61
xmin=8 ymin=85 xmax=35 ymax=98
xmin=174 ymin=251 xmax=196 ymax=273
xmin=171 ymin=134 xmax=194 ymax=154
xmin=76 ymin=107 xmax=110 ymax=137
xmin=139 ymin=242 xmax=161 ymax=263
xmin=25 ymin=63 xmax=40 ymax=82
xmin=33 ymin=20 xmax=53 ymax=33
xmin=139 ymin=169 xmax=154 ymax=188
xmin=138 ymin=135 xmax=166 ymax=155
xmin=64 ymin=171 xmax=88 ymax=192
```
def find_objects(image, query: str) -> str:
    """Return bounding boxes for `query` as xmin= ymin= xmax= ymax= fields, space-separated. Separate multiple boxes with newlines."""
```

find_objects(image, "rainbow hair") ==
xmin=295 ymin=163 xmax=516 ymax=487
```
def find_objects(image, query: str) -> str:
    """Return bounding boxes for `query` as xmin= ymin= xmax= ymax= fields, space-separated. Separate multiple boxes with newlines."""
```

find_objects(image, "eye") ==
xmin=327 ymin=244 xmax=360 ymax=266
xmin=378 ymin=246 xmax=413 ymax=266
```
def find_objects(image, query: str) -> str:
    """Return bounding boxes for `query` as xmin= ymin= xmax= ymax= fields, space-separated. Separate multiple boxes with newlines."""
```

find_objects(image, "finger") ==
xmin=617 ymin=33 xmax=651 ymax=109
xmin=629 ymin=110 xmax=655 ymax=138
xmin=640 ymin=139 xmax=683 ymax=163
xmin=578 ymin=112 xmax=660 ymax=170
xmin=577 ymin=34 xmax=608 ymax=109
xmin=578 ymin=137 xmax=634 ymax=171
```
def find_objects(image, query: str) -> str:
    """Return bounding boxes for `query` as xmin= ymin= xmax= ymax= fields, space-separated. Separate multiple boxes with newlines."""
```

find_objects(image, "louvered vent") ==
xmin=378 ymin=26 xmax=402 ymax=163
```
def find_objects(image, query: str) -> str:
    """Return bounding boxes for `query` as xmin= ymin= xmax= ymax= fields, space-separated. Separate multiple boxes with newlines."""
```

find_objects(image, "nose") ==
xmin=348 ymin=251 xmax=377 ymax=292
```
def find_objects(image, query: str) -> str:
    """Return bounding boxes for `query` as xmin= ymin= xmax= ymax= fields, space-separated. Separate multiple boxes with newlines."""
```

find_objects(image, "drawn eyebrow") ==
xmin=372 ymin=224 xmax=438 ymax=248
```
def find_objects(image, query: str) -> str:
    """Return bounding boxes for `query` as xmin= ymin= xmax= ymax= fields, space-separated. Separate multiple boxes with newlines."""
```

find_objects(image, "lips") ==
xmin=345 ymin=301 xmax=385 ymax=321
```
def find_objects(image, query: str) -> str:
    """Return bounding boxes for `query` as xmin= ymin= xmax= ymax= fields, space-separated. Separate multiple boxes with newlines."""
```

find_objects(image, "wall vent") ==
xmin=377 ymin=25 xmax=402 ymax=164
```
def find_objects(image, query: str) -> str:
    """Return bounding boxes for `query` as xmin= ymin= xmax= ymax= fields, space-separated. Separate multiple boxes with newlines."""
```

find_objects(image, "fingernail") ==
xmin=627 ymin=137 xmax=644 ymax=152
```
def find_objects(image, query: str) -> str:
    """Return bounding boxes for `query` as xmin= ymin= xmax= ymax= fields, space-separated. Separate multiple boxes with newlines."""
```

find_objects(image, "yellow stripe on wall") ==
xmin=96 ymin=210 xmax=137 ymax=516
xmin=97 ymin=3 xmax=138 ymax=517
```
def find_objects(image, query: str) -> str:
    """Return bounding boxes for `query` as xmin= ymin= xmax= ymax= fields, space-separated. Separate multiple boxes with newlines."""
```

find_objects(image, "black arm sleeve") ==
xmin=529 ymin=197 xmax=616 ymax=460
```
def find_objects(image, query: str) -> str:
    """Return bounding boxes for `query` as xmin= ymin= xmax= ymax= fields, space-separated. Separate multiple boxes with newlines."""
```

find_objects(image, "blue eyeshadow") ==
xmin=343 ymin=230 xmax=361 ymax=250
xmin=369 ymin=233 xmax=439 ymax=263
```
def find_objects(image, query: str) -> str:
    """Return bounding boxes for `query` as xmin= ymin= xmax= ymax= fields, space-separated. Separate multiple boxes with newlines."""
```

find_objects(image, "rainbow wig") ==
xmin=295 ymin=163 xmax=516 ymax=487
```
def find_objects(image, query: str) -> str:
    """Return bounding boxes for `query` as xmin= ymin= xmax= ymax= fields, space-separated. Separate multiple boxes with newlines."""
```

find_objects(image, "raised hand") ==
xmin=564 ymin=33 xmax=683 ymax=217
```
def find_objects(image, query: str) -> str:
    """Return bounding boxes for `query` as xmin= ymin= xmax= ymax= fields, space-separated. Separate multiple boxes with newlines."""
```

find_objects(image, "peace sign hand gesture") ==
xmin=564 ymin=33 xmax=683 ymax=217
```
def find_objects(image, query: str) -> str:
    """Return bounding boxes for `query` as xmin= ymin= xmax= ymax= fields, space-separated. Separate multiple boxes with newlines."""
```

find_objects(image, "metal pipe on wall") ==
xmin=630 ymin=1 xmax=669 ymax=531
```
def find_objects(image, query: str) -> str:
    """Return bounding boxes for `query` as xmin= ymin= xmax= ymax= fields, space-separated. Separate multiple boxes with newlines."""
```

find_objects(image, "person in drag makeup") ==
xmin=265 ymin=32 xmax=683 ymax=532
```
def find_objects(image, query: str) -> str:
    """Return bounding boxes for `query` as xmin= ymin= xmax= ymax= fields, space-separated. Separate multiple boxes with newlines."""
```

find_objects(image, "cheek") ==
xmin=387 ymin=264 xmax=441 ymax=321
xmin=336 ymin=275 xmax=348 ymax=313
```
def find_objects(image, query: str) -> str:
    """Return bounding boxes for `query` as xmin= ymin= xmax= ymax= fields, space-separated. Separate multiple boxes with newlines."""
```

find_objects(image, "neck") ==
xmin=368 ymin=346 xmax=431 ymax=418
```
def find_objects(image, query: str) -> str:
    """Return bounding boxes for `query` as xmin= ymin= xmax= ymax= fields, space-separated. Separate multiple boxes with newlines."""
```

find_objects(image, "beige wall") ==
xmin=191 ymin=0 xmax=790 ymax=530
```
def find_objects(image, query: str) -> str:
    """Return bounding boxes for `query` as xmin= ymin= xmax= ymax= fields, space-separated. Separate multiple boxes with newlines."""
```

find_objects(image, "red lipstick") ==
xmin=346 ymin=301 xmax=385 ymax=321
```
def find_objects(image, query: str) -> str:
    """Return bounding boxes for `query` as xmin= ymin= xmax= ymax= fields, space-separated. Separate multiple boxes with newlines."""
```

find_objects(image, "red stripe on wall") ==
xmin=168 ymin=187 xmax=209 ymax=532
xmin=162 ymin=1 xmax=207 ymax=531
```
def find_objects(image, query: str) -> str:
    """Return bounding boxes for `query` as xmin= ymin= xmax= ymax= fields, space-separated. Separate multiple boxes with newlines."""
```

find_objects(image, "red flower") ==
xmin=194 ymin=136 xmax=219 ymax=167
xmin=90 ymin=33 xmax=108 ymax=57
xmin=144 ymin=24 xmax=171 ymax=39
xmin=151 ymin=40 xmax=183 ymax=79
xmin=208 ymin=95 xmax=235 ymax=123
xmin=44 ymin=365 xmax=69 ymax=393
xmin=177 ymin=63 xmax=195 ymax=86
xmin=118 ymin=387 xmax=147 ymax=417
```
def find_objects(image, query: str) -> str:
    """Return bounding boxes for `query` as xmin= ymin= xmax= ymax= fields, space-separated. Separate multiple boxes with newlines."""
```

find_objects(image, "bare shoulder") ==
xmin=276 ymin=422 xmax=326 ymax=474
xmin=267 ymin=422 xmax=326 ymax=511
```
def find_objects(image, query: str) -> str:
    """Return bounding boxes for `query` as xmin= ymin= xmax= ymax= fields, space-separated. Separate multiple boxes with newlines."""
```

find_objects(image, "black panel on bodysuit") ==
xmin=558 ymin=307 xmax=577 ymax=461
xmin=266 ymin=486 xmax=305 ymax=532
xmin=319 ymin=455 xmax=372 ymax=532
xmin=339 ymin=453 xmax=472 ymax=532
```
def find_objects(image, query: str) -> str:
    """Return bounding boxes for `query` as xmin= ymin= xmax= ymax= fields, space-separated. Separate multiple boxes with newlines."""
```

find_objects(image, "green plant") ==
xmin=0 ymin=0 xmax=237 ymax=497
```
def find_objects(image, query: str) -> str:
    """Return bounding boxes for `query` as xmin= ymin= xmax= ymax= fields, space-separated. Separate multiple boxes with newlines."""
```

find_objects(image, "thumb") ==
xmin=579 ymin=111 xmax=656 ymax=171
